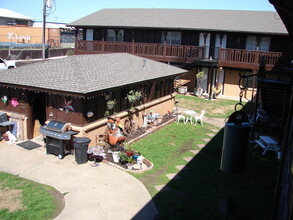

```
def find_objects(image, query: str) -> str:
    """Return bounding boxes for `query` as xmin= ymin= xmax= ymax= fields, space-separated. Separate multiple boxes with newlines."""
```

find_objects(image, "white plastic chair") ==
xmin=184 ymin=110 xmax=197 ymax=124
xmin=194 ymin=109 xmax=205 ymax=126
xmin=176 ymin=115 xmax=186 ymax=124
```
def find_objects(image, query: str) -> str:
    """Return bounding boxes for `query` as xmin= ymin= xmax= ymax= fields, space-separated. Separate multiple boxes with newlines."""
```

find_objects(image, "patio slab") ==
xmin=183 ymin=156 xmax=193 ymax=162
xmin=202 ymin=138 xmax=211 ymax=142
xmin=197 ymin=144 xmax=205 ymax=148
xmin=154 ymin=185 xmax=171 ymax=192
xmin=190 ymin=150 xmax=200 ymax=155
xmin=211 ymin=129 xmax=220 ymax=133
xmin=175 ymin=165 xmax=189 ymax=171
xmin=0 ymin=141 xmax=157 ymax=220
xmin=166 ymin=173 xmax=182 ymax=180
xmin=206 ymin=133 xmax=215 ymax=137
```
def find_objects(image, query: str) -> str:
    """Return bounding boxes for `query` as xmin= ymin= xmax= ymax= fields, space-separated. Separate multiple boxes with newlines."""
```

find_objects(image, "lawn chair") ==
xmin=176 ymin=114 xmax=186 ymax=124
xmin=194 ymin=109 xmax=205 ymax=126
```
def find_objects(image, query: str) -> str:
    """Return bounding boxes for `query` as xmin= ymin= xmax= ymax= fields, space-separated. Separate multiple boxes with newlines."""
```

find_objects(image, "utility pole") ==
xmin=42 ymin=0 xmax=46 ymax=59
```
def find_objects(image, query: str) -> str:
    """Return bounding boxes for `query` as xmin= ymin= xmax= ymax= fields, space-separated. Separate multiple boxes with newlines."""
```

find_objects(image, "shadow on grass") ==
xmin=133 ymin=127 xmax=279 ymax=220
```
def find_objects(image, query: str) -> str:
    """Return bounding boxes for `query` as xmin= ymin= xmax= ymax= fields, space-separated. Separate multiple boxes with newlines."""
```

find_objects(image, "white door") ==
xmin=199 ymin=33 xmax=210 ymax=59
xmin=214 ymin=34 xmax=227 ymax=59
xmin=86 ymin=29 xmax=94 ymax=51
xmin=86 ymin=29 xmax=93 ymax=41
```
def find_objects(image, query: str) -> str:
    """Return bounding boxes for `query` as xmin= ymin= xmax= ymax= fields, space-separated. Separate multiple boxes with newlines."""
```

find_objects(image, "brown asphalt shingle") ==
xmin=0 ymin=53 xmax=185 ymax=94
xmin=68 ymin=8 xmax=287 ymax=34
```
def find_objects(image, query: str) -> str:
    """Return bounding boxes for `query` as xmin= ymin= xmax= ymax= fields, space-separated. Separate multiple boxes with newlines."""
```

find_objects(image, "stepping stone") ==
xmin=154 ymin=184 xmax=171 ymax=192
xmin=202 ymin=138 xmax=211 ymax=142
xmin=166 ymin=173 xmax=182 ymax=180
xmin=183 ymin=156 xmax=193 ymax=162
xmin=206 ymin=133 xmax=215 ymax=137
xmin=190 ymin=150 xmax=199 ymax=155
xmin=197 ymin=144 xmax=205 ymax=148
xmin=175 ymin=165 xmax=189 ymax=171
xmin=211 ymin=129 xmax=219 ymax=133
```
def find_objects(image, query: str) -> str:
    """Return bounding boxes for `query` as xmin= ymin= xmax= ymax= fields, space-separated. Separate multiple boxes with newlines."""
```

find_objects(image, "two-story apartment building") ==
xmin=69 ymin=9 xmax=289 ymax=100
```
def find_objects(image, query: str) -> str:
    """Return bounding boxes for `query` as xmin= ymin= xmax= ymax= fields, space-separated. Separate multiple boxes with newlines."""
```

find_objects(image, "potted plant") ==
xmin=126 ymin=157 xmax=134 ymax=170
xmin=119 ymin=152 xmax=129 ymax=165
xmin=125 ymin=90 xmax=141 ymax=110
xmin=132 ymin=151 xmax=141 ymax=160
xmin=211 ymin=83 xmax=222 ymax=99
xmin=125 ymin=144 xmax=133 ymax=157
xmin=107 ymin=99 xmax=116 ymax=110
xmin=104 ymin=110 xmax=110 ymax=117
xmin=195 ymin=71 xmax=206 ymax=97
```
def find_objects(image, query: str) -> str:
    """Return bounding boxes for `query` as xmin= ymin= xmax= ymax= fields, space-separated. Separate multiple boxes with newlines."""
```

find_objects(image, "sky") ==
xmin=1 ymin=0 xmax=276 ymax=24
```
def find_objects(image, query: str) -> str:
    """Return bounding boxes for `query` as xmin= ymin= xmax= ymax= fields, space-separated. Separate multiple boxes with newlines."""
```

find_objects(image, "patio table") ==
xmin=255 ymin=136 xmax=281 ymax=159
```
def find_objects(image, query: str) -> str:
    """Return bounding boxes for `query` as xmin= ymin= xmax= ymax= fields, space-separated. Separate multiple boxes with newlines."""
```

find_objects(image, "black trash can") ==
xmin=73 ymin=137 xmax=91 ymax=164
xmin=220 ymin=111 xmax=250 ymax=174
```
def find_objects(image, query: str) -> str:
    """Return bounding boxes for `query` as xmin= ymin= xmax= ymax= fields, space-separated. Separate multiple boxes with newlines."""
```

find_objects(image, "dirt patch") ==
xmin=49 ymin=189 xmax=65 ymax=219
xmin=0 ymin=187 xmax=25 ymax=212
xmin=0 ymin=186 xmax=64 ymax=218
xmin=179 ymin=139 xmax=195 ymax=153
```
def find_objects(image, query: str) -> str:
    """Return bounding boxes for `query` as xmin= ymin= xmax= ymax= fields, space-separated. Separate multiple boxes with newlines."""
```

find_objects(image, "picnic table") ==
xmin=255 ymin=136 xmax=281 ymax=159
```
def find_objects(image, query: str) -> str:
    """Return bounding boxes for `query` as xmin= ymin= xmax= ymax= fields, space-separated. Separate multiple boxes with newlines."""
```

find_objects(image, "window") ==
xmin=246 ymin=36 xmax=271 ymax=51
xmin=259 ymin=37 xmax=270 ymax=51
xmin=106 ymin=29 xmax=124 ymax=42
xmin=161 ymin=31 xmax=181 ymax=45
xmin=246 ymin=36 xmax=257 ymax=50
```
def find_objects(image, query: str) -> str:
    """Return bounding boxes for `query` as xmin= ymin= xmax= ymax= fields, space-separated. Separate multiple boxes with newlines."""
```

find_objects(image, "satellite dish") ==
xmin=46 ymin=0 xmax=53 ymax=8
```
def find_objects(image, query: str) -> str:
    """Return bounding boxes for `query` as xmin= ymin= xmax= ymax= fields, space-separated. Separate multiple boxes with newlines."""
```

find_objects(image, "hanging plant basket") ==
xmin=107 ymin=103 xmax=114 ymax=110
xmin=106 ymin=99 xmax=116 ymax=110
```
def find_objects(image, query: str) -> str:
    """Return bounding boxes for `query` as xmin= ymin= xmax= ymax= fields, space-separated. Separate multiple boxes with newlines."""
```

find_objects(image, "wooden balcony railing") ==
xmin=75 ymin=40 xmax=204 ymax=62
xmin=218 ymin=48 xmax=282 ymax=71
xmin=75 ymin=40 xmax=283 ymax=71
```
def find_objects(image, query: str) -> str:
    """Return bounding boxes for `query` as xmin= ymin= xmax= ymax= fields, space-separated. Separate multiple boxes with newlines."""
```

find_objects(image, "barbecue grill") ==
xmin=40 ymin=120 xmax=78 ymax=159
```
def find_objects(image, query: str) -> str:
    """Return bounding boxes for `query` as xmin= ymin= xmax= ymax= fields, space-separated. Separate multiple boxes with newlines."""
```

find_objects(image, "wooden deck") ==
xmin=75 ymin=40 xmax=283 ymax=71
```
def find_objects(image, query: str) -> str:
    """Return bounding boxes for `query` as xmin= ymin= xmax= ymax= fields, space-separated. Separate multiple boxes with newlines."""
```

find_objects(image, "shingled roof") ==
xmin=0 ymin=53 xmax=185 ymax=95
xmin=68 ymin=8 xmax=287 ymax=34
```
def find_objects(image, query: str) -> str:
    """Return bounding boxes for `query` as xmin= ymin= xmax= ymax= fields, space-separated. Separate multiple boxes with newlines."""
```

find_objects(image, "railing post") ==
xmin=254 ymin=51 xmax=260 ymax=69
xmin=218 ymin=48 xmax=222 ymax=61
xmin=132 ymin=40 xmax=135 ymax=54
xmin=101 ymin=38 xmax=104 ymax=52
xmin=163 ymin=41 xmax=166 ymax=57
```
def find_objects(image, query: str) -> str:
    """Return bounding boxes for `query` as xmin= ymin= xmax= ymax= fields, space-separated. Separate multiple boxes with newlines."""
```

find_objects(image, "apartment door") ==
xmin=86 ymin=29 xmax=94 ymax=51
xmin=199 ymin=33 xmax=211 ymax=59
xmin=214 ymin=34 xmax=227 ymax=59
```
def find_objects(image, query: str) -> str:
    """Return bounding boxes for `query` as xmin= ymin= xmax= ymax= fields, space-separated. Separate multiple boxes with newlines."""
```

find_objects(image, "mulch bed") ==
xmin=91 ymin=113 xmax=177 ymax=171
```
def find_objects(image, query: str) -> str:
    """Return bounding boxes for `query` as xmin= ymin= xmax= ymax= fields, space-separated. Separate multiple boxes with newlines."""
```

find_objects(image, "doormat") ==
xmin=17 ymin=141 xmax=42 ymax=150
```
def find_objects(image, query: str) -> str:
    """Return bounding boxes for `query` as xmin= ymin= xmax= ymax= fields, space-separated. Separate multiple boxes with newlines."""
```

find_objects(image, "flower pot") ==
xmin=132 ymin=155 xmax=139 ymax=160
xmin=112 ymin=152 xmax=120 ymax=163
xmin=178 ymin=86 xmax=187 ymax=94
xmin=195 ymin=88 xmax=203 ymax=97
xmin=107 ymin=103 xmax=114 ymax=110
xmin=126 ymin=163 xmax=133 ymax=170
xmin=126 ymin=151 xmax=133 ymax=157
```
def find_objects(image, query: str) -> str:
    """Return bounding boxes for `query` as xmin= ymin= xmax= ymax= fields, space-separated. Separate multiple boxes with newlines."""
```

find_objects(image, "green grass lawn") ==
xmin=0 ymin=172 xmax=62 ymax=220
xmin=175 ymin=94 xmax=255 ymax=118
xmin=131 ymin=117 xmax=279 ymax=219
